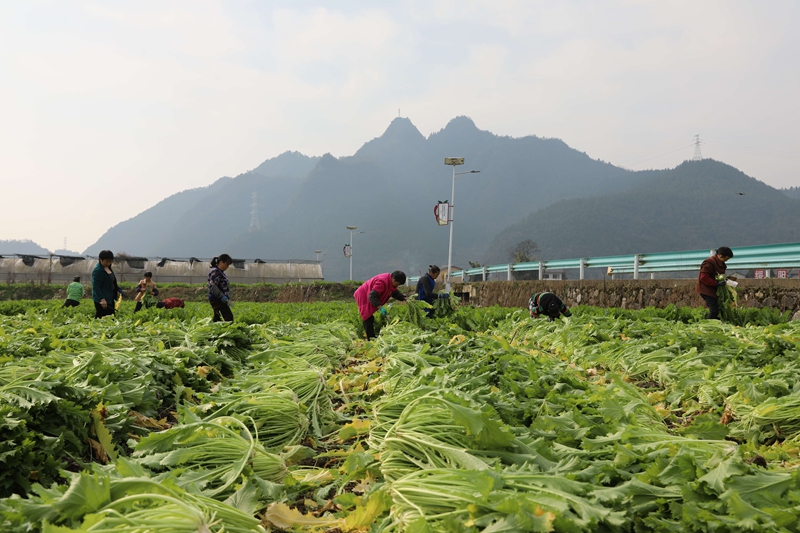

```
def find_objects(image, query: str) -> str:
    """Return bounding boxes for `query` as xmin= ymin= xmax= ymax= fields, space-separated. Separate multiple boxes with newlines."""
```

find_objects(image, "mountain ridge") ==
xmin=483 ymin=159 xmax=800 ymax=264
xmin=80 ymin=117 xmax=797 ymax=281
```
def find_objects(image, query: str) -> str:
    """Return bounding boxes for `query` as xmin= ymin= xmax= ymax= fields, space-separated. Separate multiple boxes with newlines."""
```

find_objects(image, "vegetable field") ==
xmin=2 ymin=300 xmax=800 ymax=532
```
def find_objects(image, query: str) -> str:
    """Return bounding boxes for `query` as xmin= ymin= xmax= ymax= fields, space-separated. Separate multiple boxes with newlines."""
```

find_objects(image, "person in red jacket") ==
xmin=156 ymin=298 xmax=185 ymax=309
xmin=354 ymin=271 xmax=406 ymax=339
xmin=696 ymin=246 xmax=735 ymax=319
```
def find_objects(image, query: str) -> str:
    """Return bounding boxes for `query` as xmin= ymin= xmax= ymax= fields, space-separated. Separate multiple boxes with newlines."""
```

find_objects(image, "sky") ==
xmin=2 ymin=0 xmax=799 ymax=253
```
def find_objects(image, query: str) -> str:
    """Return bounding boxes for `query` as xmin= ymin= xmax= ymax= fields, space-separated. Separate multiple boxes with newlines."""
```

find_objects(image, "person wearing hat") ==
xmin=63 ymin=276 xmax=84 ymax=308
xmin=529 ymin=292 xmax=571 ymax=321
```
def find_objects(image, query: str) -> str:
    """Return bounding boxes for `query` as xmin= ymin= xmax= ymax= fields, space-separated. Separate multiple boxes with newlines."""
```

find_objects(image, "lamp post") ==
xmin=345 ymin=226 xmax=364 ymax=280
xmin=444 ymin=158 xmax=480 ymax=293
xmin=314 ymin=250 xmax=322 ymax=261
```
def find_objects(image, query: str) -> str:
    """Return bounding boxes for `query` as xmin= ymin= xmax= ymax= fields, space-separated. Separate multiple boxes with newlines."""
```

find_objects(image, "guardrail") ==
xmin=408 ymin=241 xmax=800 ymax=284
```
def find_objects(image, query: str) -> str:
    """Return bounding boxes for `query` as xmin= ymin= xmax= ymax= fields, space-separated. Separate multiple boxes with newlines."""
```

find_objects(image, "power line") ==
xmin=618 ymin=142 xmax=695 ymax=165
xmin=703 ymin=140 xmax=800 ymax=161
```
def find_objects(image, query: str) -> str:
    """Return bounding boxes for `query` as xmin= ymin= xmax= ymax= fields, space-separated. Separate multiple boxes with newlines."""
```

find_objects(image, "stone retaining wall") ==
xmin=453 ymin=279 xmax=800 ymax=313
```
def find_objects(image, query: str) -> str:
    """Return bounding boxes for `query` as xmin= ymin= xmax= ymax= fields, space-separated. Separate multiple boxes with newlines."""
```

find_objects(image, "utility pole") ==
xmin=693 ymin=134 xmax=703 ymax=161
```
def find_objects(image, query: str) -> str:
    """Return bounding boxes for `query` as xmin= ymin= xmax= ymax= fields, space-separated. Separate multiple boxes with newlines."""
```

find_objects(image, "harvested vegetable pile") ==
xmin=1 ymin=299 xmax=800 ymax=532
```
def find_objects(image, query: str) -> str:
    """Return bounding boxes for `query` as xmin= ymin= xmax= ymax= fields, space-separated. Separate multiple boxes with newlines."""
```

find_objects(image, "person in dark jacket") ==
xmin=208 ymin=254 xmax=233 ymax=322
xmin=416 ymin=265 xmax=445 ymax=316
xmin=91 ymin=250 xmax=121 ymax=319
xmin=354 ymin=271 xmax=407 ymax=339
xmin=529 ymin=292 xmax=571 ymax=321
xmin=696 ymin=246 xmax=735 ymax=319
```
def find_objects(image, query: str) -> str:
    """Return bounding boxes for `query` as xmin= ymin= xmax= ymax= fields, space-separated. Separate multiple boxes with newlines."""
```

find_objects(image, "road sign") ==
xmin=343 ymin=244 xmax=352 ymax=258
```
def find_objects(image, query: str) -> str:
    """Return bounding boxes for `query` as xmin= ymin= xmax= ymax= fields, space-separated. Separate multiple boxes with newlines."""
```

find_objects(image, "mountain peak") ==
xmin=381 ymin=117 xmax=424 ymax=142
xmin=353 ymin=117 xmax=425 ymax=159
xmin=442 ymin=116 xmax=478 ymax=132
xmin=252 ymin=151 xmax=319 ymax=178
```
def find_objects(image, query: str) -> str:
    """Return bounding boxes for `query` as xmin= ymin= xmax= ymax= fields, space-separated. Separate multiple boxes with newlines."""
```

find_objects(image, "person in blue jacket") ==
xmin=91 ymin=250 xmax=122 ymax=319
xmin=416 ymin=265 xmax=446 ymax=316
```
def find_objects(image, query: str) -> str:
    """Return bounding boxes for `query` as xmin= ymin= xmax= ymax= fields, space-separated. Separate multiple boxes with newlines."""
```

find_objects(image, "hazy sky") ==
xmin=2 ymin=1 xmax=799 ymax=252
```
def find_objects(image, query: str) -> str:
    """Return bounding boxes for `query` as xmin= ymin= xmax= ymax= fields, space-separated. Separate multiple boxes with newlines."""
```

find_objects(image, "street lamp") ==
xmin=345 ymin=226 xmax=365 ymax=280
xmin=314 ymin=250 xmax=322 ymax=261
xmin=444 ymin=158 xmax=480 ymax=293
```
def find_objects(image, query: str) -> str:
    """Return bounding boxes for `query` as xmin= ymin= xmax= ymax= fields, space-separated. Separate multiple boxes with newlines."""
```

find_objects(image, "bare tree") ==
xmin=507 ymin=240 xmax=539 ymax=264
xmin=508 ymin=240 xmax=540 ymax=280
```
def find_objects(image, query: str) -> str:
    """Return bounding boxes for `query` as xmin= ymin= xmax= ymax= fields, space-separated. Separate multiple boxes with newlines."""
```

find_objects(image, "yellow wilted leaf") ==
xmin=197 ymin=366 xmax=211 ymax=378
xmin=128 ymin=410 xmax=170 ymax=430
xmin=92 ymin=406 xmax=118 ymax=463
xmin=263 ymin=502 xmax=343 ymax=530
xmin=449 ymin=334 xmax=467 ymax=345
xmin=87 ymin=438 xmax=109 ymax=464
xmin=647 ymin=391 xmax=666 ymax=404
xmin=352 ymin=472 xmax=377 ymax=494
xmin=343 ymin=488 xmax=392 ymax=529
xmin=654 ymin=403 xmax=671 ymax=418
xmin=339 ymin=419 xmax=371 ymax=441
xmin=291 ymin=468 xmax=334 ymax=484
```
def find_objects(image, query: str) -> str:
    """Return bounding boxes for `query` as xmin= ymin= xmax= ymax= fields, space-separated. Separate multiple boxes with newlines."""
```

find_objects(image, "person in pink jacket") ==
xmin=354 ymin=270 xmax=407 ymax=339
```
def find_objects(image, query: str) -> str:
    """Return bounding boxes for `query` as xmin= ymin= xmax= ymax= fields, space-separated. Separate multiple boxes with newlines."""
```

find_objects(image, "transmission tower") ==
xmin=249 ymin=192 xmax=261 ymax=232
xmin=693 ymin=134 xmax=703 ymax=161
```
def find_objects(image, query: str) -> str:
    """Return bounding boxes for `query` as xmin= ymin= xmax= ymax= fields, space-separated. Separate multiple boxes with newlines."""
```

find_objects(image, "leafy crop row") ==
xmin=0 ymin=300 xmax=799 ymax=532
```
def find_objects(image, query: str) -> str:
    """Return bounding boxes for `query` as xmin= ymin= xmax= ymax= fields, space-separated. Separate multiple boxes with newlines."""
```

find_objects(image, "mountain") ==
xmin=84 ymin=116 xmax=642 ymax=280
xmin=0 ymin=240 xmax=51 ymax=255
xmin=782 ymin=186 xmax=800 ymax=199
xmin=483 ymin=159 xmax=800 ymax=264
xmin=227 ymin=117 xmax=642 ymax=280
xmin=85 ymin=152 xmax=319 ymax=256
xmin=84 ymin=178 xmax=232 ymax=256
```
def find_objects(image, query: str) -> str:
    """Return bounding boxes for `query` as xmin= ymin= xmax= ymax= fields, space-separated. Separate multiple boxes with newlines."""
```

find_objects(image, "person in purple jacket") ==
xmin=354 ymin=270 xmax=406 ymax=339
